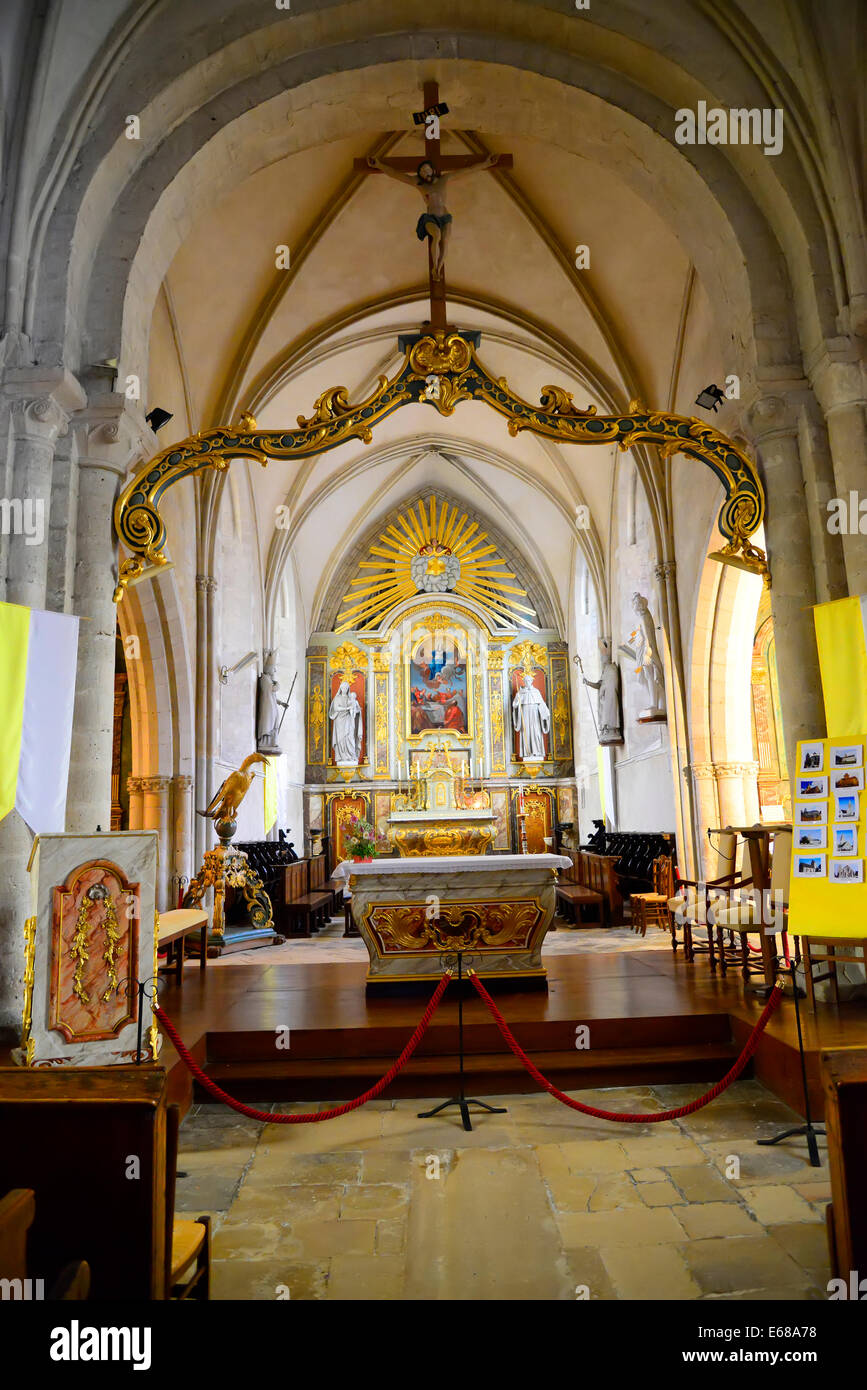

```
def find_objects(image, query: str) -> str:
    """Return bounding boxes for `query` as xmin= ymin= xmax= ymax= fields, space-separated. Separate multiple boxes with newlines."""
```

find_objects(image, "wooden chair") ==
xmin=630 ymin=855 xmax=675 ymax=937
xmin=667 ymin=829 xmax=739 ymax=965
xmin=0 ymin=1188 xmax=34 ymax=1283
xmin=165 ymin=1105 xmax=210 ymax=1300
xmin=0 ymin=1188 xmax=90 ymax=1300
xmin=802 ymin=937 xmax=867 ymax=1010
xmin=711 ymin=829 xmax=797 ymax=981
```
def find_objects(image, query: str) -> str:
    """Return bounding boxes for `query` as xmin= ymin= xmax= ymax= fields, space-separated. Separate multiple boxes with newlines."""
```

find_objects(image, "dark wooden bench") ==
xmin=556 ymin=850 xmax=621 ymax=926
xmin=822 ymin=1049 xmax=867 ymax=1284
xmin=281 ymin=860 xmax=334 ymax=937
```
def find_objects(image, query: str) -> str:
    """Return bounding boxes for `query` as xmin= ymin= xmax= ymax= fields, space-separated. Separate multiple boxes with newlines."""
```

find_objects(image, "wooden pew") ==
xmin=281 ymin=859 xmax=334 ymax=936
xmin=556 ymin=850 xmax=622 ymax=926
xmin=822 ymin=1048 xmax=867 ymax=1283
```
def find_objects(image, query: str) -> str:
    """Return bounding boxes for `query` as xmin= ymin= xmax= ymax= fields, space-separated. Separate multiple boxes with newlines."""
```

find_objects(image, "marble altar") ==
xmin=337 ymin=853 xmax=570 ymax=988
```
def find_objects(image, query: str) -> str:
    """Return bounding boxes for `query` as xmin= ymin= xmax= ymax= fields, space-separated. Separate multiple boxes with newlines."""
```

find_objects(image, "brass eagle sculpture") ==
xmin=197 ymin=752 xmax=268 ymax=822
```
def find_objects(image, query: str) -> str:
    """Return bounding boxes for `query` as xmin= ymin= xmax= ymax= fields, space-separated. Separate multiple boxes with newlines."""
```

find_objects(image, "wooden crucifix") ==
xmin=354 ymin=82 xmax=512 ymax=330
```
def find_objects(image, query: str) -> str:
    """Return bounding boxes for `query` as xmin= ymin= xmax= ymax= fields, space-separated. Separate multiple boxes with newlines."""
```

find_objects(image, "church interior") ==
xmin=1 ymin=0 xmax=866 ymax=1319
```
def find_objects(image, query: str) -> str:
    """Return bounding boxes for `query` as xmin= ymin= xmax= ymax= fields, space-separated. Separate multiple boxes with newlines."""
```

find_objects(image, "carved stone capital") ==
xmin=141 ymin=775 xmax=172 ymax=795
xmin=126 ymin=776 xmax=145 ymax=794
xmin=807 ymin=339 xmax=866 ymax=416
xmin=655 ymin=560 xmax=677 ymax=581
xmin=195 ymin=573 xmax=218 ymax=593
xmin=684 ymin=762 xmax=716 ymax=780
xmin=71 ymin=397 xmax=155 ymax=475
xmin=3 ymin=367 xmax=86 ymax=445
xmin=714 ymin=761 xmax=754 ymax=779
xmin=172 ymin=775 xmax=194 ymax=790
xmin=745 ymin=393 xmax=797 ymax=442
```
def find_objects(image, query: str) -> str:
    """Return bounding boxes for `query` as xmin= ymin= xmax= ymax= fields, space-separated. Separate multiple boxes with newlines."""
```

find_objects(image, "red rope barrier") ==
xmin=154 ymin=971 xmax=451 ymax=1123
xmin=468 ymin=970 xmax=784 ymax=1123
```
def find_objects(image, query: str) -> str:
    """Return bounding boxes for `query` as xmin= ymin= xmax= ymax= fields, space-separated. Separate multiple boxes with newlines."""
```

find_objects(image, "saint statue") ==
xmin=577 ymin=638 xmax=624 ymax=745
xmin=512 ymin=673 xmax=551 ymax=762
xmin=367 ymin=153 xmax=500 ymax=279
xmin=329 ymin=679 xmax=364 ymax=766
xmin=619 ymin=592 xmax=667 ymax=720
xmin=257 ymin=651 xmax=282 ymax=753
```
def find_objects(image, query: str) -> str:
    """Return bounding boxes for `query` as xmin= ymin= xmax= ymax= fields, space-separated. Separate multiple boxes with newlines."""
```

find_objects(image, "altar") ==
xmin=387 ymin=739 xmax=496 ymax=855
xmin=340 ymin=853 xmax=570 ymax=989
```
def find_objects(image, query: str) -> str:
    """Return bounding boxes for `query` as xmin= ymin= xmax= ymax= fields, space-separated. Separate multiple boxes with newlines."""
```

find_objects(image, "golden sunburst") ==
xmin=335 ymin=495 xmax=537 ymax=633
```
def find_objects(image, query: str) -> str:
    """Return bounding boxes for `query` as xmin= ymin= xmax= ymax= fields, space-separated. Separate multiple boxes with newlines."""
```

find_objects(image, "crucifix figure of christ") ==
xmin=355 ymin=82 xmax=513 ymax=329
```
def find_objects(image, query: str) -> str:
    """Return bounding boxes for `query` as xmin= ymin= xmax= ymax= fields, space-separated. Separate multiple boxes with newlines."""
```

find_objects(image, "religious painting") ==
xmin=490 ymin=787 xmax=511 ymax=851
xmin=557 ymin=785 xmax=575 ymax=826
xmin=406 ymin=631 xmax=471 ymax=739
xmin=374 ymin=791 xmax=392 ymax=847
xmin=21 ymin=832 xmax=159 ymax=1068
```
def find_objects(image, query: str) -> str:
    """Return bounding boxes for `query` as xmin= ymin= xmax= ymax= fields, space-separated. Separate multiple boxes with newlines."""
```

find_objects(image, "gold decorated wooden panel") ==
xmin=488 ymin=670 xmax=507 ymax=773
xmin=306 ymin=658 xmax=327 ymax=767
xmin=363 ymin=897 xmax=543 ymax=955
xmin=549 ymin=651 xmax=573 ymax=762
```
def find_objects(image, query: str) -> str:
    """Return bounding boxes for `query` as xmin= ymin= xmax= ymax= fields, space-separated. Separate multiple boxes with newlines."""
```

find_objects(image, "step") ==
xmin=197 ymin=1041 xmax=742 ymax=1102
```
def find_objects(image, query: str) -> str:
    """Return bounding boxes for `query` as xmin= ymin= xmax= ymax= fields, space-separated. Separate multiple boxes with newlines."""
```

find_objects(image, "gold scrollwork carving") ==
xmin=112 ymin=330 xmax=768 ymax=602
xmin=369 ymin=899 xmax=539 ymax=951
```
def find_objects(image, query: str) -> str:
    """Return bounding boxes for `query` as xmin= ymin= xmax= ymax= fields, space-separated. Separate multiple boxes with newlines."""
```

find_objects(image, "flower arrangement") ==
xmin=344 ymin=815 xmax=377 ymax=861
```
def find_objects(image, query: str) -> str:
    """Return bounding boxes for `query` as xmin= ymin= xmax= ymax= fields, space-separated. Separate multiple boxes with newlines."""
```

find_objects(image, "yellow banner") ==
xmin=263 ymin=754 xmax=278 ymax=833
xmin=789 ymin=735 xmax=867 ymax=939
xmin=813 ymin=596 xmax=867 ymax=737
xmin=0 ymin=601 xmax=31 ymax=823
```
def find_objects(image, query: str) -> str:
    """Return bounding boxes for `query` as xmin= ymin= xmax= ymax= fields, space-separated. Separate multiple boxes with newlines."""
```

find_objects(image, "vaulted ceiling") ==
xmin=147 ymin=92 xmax=720 ymax=640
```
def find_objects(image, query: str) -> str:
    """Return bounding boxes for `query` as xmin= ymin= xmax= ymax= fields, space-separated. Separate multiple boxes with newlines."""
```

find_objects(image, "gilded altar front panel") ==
xmin=363 ymin=897 xmax=544 ymax=955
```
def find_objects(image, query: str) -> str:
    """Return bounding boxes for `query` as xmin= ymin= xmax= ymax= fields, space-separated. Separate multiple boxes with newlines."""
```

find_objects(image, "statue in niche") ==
xmin=511 ymin=673 xmax=551 ymax=761
xmin=329 ymin=680 xmax=364 ymax=766
xmin=577 ymin=637 xmax=624 ymax=745
xmin=619 ymin=592 xmax=667 ymax=721
xmin=257 ymin=651 xmax=282 ymax=753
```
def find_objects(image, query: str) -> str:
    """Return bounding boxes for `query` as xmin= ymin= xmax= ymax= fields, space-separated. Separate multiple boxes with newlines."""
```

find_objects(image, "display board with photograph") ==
xmin=789 ymin=737 xmax=867 ymax=938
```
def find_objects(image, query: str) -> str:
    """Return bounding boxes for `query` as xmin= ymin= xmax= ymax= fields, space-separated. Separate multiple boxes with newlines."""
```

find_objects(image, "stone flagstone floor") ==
xmin=175 ymin=1079 xmax=832 ymax=1300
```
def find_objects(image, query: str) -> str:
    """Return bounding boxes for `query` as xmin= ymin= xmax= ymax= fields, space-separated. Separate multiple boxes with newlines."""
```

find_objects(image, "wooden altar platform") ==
xmin=156 ymin=948 xmax=867 ymax=1121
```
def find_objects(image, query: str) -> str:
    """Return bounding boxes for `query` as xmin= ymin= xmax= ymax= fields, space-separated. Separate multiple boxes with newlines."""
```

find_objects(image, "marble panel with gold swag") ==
xmin=18 ymin=832 xmax=160 ymax=1067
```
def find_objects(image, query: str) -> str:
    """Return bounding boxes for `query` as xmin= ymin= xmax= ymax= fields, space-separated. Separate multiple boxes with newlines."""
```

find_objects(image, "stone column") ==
xmin=0 ymin=369 xmax=84 ymax=1039
xmin=811 ymin=346 xmax=867 ymax=596
xmin=127 ymin=776 xmax=145 ymax=830
xmin=194 ymin=574 xmax=217 ymax=867
xmin=2 ymin=369 xmax=84 ymax=607
xmin=684 ymin=762 xmax=718 ymax=879
xmin=141 ymin=776 xmax=171 ymax=911
xmin=741 ymin=760 xmax=761 ymax=824
xmin=747 ymin=395 xmax=826 ymax=774
xmin=714 ymin=762 xmax=749 ymax=829
xmin=65 ymin=397 xmax=154 ymax=835
xmin=172 ymin=775 xmax=193 ymax=897
xmin=797 ymin=394 xmax=849 ymax=603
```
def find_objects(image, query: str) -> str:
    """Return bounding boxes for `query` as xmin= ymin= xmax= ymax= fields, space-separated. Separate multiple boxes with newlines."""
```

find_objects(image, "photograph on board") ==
xmin=829 ymin=858 xmax=864 ymax=884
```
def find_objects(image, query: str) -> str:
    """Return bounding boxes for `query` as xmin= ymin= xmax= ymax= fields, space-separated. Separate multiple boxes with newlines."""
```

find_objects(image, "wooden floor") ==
xmin=158 ymin=946 xmax=867 ymax=1119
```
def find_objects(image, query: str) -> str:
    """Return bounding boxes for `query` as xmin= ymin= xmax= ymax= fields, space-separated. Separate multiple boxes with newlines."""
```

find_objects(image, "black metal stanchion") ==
xmin=132 ymin=976 xmax=158 ymax=1065
xmin=418 ymin=951 xmax=508 ymax=1132
xmin=756 ymin=961 xmax=825 ymax=1167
